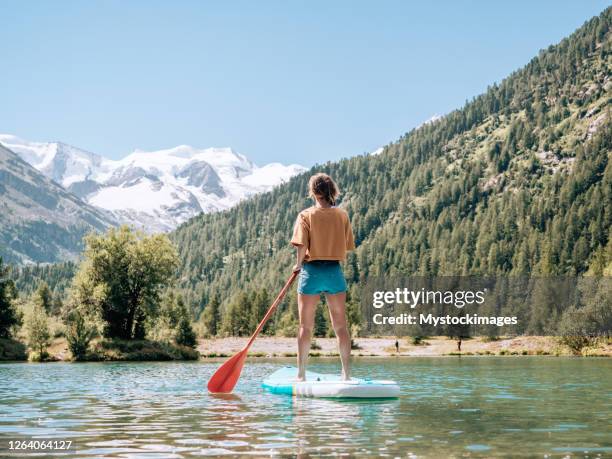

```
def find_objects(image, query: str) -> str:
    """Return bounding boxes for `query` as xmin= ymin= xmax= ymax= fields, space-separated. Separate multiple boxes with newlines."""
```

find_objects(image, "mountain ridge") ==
xmin=0 ymin=134 xmax=306 ymax=232
xmin=0 ymin=143 xmax=117 ymax=264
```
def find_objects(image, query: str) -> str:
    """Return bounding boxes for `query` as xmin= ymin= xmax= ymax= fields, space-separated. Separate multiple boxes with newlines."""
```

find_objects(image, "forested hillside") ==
xmin=170 ymin=8 xmax=611 ymax=321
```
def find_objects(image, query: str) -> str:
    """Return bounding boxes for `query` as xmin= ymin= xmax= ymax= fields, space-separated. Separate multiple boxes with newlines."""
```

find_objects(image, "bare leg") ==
xmin=325 ymin=292 xmax=351 ymax=380
xmin=297 ymin=293 xmax=318 ymax=381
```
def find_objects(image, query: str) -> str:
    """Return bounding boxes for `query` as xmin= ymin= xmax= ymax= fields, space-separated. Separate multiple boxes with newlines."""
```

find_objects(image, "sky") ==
xmin=0 ymin=1 xmax=609 ymax=167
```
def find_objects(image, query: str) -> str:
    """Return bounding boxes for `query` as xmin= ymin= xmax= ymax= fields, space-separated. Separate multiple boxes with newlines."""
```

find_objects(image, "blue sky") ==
xmin=0 ymin=1 xmax=608 ymax=166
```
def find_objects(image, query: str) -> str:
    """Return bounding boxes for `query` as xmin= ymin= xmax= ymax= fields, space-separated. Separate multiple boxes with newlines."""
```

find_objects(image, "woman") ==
xmin=291 ymin=173 xmax=355 ymax=381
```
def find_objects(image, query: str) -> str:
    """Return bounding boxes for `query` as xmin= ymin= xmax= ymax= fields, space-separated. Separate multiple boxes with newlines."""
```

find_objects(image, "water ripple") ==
xmin=0 ymin=358 xmax=610 ymax=457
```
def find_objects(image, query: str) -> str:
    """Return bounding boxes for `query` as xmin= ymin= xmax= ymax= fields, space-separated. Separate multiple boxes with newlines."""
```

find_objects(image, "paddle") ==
xmin=207 ymin=270 xmax=299 ymax=393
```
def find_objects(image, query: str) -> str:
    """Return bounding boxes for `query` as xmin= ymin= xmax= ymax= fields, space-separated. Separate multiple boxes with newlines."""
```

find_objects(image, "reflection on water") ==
xmin=0 ymin=357 xmax=610 ymax=457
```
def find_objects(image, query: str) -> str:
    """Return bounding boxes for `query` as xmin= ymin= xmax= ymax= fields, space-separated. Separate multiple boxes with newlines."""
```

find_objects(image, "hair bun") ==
xmin=308 ymin=173 xmax=340 ymax=205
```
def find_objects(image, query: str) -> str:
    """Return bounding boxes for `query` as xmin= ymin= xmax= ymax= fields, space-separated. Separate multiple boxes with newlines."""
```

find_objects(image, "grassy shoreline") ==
xmin=2 ymin=335 xmax=609 ymax=362
xmin=1 ymin=337 xmax=199 ymax=362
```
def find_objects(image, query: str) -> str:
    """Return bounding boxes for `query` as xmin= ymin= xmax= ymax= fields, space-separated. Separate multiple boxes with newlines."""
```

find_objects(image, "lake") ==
xmin=0 ymin=357 xmax=610 ymax=457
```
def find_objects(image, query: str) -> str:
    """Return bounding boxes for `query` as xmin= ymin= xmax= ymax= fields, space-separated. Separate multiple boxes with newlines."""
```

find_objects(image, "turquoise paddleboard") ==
xmin=262 ymin=366 xmax=400 ymax=398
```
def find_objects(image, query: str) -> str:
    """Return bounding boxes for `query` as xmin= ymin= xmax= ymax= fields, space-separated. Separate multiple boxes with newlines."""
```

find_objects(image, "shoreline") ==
xmin=2 ymin=335 xmax=608 ymax=363
xmin=198 ymin=335 xmax=610 ymax=358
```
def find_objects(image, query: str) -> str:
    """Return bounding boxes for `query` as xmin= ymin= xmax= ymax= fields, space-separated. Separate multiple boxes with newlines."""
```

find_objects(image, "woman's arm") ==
xmin=293 ymin=244 xmax=307 ymax=272
xmin=291 ymin=212 xmax=309 ymax=272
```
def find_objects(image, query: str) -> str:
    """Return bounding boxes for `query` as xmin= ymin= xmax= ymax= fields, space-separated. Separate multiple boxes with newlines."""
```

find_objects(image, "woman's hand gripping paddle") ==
xmin=207 ymin=271 xmax=299 ymax=393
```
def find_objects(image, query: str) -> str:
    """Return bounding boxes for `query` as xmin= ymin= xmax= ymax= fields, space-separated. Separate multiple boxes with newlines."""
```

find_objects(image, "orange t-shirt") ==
xmin=290 ymin=206 xmax=355 ymax=261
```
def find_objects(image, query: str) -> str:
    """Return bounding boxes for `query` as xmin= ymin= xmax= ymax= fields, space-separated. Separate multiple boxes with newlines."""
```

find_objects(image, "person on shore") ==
xmin=291 ymin=173 xmax=355 ymax=381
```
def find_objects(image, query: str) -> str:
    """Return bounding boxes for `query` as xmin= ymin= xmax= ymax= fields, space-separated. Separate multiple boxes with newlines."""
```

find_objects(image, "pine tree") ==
xmin=0 ymin=257 xmax=21 ymax=338
xmin=34 ymin=282 xmax=53 ymax=313
xmin=202 ymin=294 xmax=221 ymax=337
xmin=175 ymin=299 xmax=197 ymax=348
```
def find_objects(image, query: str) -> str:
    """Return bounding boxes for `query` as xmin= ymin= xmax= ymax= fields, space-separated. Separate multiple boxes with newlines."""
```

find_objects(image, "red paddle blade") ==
xmin=207 ymin=272 xmax=298 ymax=394
xmin=207 ymin=349 xmax=248 ymax=393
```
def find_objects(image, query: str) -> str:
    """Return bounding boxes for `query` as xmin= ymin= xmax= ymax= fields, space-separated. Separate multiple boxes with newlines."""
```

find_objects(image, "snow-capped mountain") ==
xmin=0 ymin=134 xmax=306 ymax=232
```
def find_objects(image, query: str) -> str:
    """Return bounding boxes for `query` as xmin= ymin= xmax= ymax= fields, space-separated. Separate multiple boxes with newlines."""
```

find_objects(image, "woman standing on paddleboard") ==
xmin=291 ymin=173 xmax=355 ymax=381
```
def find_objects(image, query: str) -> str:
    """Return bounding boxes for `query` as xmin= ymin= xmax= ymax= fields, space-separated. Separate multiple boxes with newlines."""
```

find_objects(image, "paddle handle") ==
xmin=245 ymin=271 xmax=299 ymax=349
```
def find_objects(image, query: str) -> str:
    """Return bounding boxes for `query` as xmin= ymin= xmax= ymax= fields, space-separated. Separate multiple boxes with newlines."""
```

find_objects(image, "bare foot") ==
xmin=295 ymin=376 xmax=306 ymax=382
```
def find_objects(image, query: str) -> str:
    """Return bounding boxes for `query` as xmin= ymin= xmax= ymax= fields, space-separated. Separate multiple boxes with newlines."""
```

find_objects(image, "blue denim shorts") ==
xmin=297 ymin=260 xmax=347 ymax=295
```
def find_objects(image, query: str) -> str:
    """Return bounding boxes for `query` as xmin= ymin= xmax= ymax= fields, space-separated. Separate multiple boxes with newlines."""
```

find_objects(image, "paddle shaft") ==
xmin=245 ymin=270 xmax=299 ymax=350
xmin=207 ymin=270 xmax=299 ymax=393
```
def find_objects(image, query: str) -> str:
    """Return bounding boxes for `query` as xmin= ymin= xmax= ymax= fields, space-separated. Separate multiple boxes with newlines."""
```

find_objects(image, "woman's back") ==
xmin=292 ymin=206 xmax=355 ymax=261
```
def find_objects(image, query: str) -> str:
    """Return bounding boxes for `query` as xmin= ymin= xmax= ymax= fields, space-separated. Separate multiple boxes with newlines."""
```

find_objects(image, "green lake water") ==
xmin=0 ymin=357 xmax=610 ymax=457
